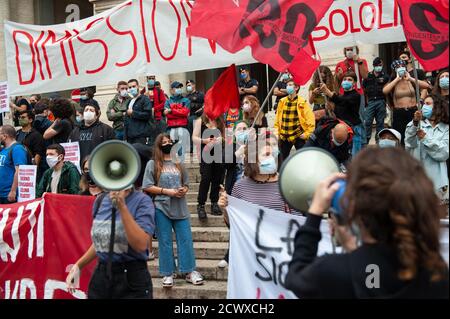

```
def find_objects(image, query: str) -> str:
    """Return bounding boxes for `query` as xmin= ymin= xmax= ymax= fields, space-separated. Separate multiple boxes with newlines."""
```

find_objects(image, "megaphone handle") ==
xmin=112 ymin=198 xmax=118 ymax=208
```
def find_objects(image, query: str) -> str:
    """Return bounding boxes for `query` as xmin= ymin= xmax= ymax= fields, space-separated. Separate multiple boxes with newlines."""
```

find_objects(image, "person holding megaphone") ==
xmin=285 ymin=147 xmax=448 ymax=299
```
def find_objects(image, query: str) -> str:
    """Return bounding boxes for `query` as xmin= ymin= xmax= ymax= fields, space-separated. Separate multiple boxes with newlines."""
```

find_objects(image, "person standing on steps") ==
xmin=142 ymin=133 xmax=204 ymax=288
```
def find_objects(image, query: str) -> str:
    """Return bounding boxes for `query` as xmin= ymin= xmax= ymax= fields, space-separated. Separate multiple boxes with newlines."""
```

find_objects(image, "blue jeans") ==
xmin=155 ymin=209 xmax=196 ymax=276
xmin=365 ymin=99 xmax=386 ymax=143
xmin=351 ymin=124 xmax=364 ymax=157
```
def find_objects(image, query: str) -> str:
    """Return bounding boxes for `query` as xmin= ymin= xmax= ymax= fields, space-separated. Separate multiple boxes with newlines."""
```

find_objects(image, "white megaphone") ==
xmin=279 ymin=147 xmax=340 ymax=212
xmin=89 ymin=140 xmax=142 ymax=191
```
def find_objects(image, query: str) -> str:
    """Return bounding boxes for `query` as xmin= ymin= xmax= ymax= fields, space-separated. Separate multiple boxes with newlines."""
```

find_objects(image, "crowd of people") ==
xmin=1 ymin=44 xmax=448 ymax=299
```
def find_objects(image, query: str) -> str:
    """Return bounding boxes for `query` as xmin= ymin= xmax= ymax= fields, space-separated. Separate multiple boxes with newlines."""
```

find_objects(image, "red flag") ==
xmin=204 ymin=64 xmax=240 ymax=120
xmin=187 ymin=0 xmax=333 ymax=85
xmin=397 ymin=0 xmax=449 ymax=71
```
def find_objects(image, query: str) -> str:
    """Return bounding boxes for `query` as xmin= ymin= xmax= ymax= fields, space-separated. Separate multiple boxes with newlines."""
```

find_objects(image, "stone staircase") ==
xmin=148 ymin=159 xmax=229 ymax=299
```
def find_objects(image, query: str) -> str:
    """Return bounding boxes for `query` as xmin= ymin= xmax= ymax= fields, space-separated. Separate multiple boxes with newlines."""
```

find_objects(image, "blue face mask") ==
xmin=128 ymin=87 xmax=138 ymax=97
xmin=240 ymin=72 xmax=247 ymax=80
xmin=281 ymin=73 xmax=289 ymax=81
xmin=379 ymin=139 xmax=397 ymax=148
xmin=439 ymin=77 xmax=449 ymax=89
xmin=286 ymin=85 xmax=295 ymax=95
xmin=80 ymin=95 xmax=88 ymax=100
xmin=259 ymin=156 xmax=277 ymax=175
xmin=148 ymin=79 xmax=155 ymax=87
xmin=341 ymin=80 xmax=353 ymax=91
xmin=235 ymin=130 xmax=249 ymax=144
xmin=374 ymin=66 xmax=383 ymax=73
xmin=397 ymin=67 xmax=407 ymax=77
xmin=186 ymin=85 xmax=193 ymax=93
xmin=422 ymin=104 xmax=433 ymax=119
xmin=174 ymin=88 xmax=183 ymax=96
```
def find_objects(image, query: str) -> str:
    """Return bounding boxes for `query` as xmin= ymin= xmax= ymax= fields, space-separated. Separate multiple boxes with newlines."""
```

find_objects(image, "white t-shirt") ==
xmin=128 ymin=98 xmax=137 ymax=110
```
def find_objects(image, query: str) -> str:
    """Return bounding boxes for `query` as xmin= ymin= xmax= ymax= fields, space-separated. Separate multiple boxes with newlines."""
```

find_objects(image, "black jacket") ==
xmin=285 ymin=214 xmax=449 ymax=299
xmin=33 ymin=115 xmax=53 ymax=136
xmin=68 ymin=120 xmax=115 ymax=164
xmin=124 ymin=95 xmax=153 ymax=139
xmin=330 ymin=90 xmax=361 ymax=126
xmin=304 ymin=117 xmax=351 ymax=164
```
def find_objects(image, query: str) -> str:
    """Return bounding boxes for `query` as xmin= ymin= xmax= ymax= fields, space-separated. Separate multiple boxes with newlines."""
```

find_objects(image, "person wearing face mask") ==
xmin=36 ymin=144 xmax=80 ymax=197
xmin=124 ymin=79 xmax=154 ymax=145
xmin=321 ymin=72 xmax=363 ymax=157
xmin=186 ymin=80 xmax=205 ymax=153
xmin=16 ymin=110 xmax=46 ymax=182
xmin=285 ymin=147 xmax=449 ymax=299
xmin=383 ymin=60 xmax=430 ymax=145
xmin=406 ymin=95 xmax=449 ymax=205
xmin=145 ymin=75 xmax=167 ymax=138
xmin=309 ymin=66 xmax=336 ymax=123
xmin=68 ymin=104 xmax=116 ymax=166
xmin=44 ymin=98 xmax=74 ymax=144
xmin=164 ymin=81 xmax=191 ymax=158
xmin=238 ymin=66 xmax=259 ymax=104
xmin=273 ymin=72 xmax=291 ymax=113
xmin=377 ymin=128 xmax=401 ymax=148
xmin=143 ymin=133 xmax=204 ymax=288
xmin=10 ymin=96 xmax=32 ymax=127
xmin=242 ymin=95 xmax=268 ymax=130
xmin=399 ymin=50 xmax=429 ymax=99
xmin=432 ymin=69 xmax=449 ymax=99
xmin=305 ymin=118 xmax=353 ymax=165
xmin=33 ymin=100 xmax=53 ymax=136
xmin=78 ymin=156 xmax=104 ymax=196
xmin=106 ymin=81 xmax=130 ymax=140
xmin=335 ymin=46 xmax=368 ymax=95
xmin=79 ymin=87 xmax=100 ymax=110
xmin=362 ymin=57 xmax=390 ymax=144
xmin=0 ymin=125 xmax=29 ymax=204
xmin=275 ymin=79 xmax=315 ymax=162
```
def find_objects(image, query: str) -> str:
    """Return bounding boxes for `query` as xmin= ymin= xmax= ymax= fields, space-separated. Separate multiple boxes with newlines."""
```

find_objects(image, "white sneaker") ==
xmin=162 ymin=275 xmax=174 ymax=288
xmin=186 ymin=271 xmax=204 ymax=285
xmin=217 ymin=260 xmax=228 ymax=268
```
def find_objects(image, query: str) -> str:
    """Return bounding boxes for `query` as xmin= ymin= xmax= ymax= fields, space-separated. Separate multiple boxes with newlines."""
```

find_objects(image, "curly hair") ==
xmin=427 ymin=94 xmax=449 ymax=125
xmin=49 ymin=98 xmax=75 ymax=120
xmin=343 ymin=147 xmax=447 ymax=282
xmin=243 ymin=95 xmax=264 ymax=127
xmin=312 ymin=66 xmax=336 ymax=92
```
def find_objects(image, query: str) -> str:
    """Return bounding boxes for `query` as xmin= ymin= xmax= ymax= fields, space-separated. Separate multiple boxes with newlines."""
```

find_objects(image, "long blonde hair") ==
xmin=243 ymin=95 xmax=264 ymax=127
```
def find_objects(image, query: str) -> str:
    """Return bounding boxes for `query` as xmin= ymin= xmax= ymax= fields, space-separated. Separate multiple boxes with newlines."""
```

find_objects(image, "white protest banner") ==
xmin=18 ymin=165 xmax=37 ymax=202
xmin=0 ymin=82 xmax=9 ymax=114
xmin=60 ymin=142 xmax=81 ymax=173
xmin=313 ymin=0 xmax=405 ymax=50
xmin=4 ymin=0 xmax=255 ymax=96
xmin=226 ymin=196 xmax=334 ymax=299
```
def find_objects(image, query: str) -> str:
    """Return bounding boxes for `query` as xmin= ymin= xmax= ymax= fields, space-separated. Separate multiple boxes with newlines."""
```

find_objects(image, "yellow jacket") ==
xmin=274 ymin=95 xmax=315 ymax=140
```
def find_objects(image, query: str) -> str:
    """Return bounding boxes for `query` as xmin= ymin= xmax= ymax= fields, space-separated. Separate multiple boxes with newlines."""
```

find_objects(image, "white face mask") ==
xmin=46 ymin=155 xmax=60 ymax=168
xmin=119 ymin=89 xmax=128 ymax=97
xmin=83 ymin=110 xmax=96 ymax=122
xmin=346 ymin=50 xmax=354 ymax=59
xmin=243 ymin=102 xmax=252 ymax=112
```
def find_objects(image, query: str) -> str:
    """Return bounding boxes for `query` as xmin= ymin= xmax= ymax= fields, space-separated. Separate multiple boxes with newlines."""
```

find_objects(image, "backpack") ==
xmin=8 ymin=143 xmax=33 ymax=166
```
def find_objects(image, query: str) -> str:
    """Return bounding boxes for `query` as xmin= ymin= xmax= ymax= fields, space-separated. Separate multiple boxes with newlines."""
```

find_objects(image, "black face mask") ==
xmin=84 ymin=172 xmax=95 ymax=186
xmin=161 ymin=143 xmax=173 ymax=154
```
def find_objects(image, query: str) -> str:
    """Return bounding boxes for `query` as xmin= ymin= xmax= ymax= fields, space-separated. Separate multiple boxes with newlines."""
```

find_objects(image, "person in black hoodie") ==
xmin=321 ymin=71 xmax=363 ymax=158
xmin=285 ymin=147 xmax=449 ymax=299
xmin=68 ymin=104 xmax=115 ymax=165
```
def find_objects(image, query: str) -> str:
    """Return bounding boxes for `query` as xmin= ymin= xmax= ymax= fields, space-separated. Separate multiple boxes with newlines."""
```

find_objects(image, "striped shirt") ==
xmin=231 ymin=177 xmax=300 ymax=215
xmin=280 ymin=96 xmax=302 ymax=142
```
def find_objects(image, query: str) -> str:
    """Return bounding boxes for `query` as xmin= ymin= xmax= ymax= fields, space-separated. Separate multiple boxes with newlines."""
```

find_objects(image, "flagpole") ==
xmin=410 ymin=55 xmax=423 ymax=129
xmin=314 ymin=56 xmax=332 ymax=117
xmin=250 ymin=72 xmax=283 ymax=129
xmin=353 ymin=46 xmax=362 ymax=90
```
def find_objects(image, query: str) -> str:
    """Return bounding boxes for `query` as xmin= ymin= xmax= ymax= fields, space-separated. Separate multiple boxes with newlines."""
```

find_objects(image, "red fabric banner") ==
xmin=187 ymin=0 xmax=333 ymax=85
xmin=397 ymin=0 xmax=449 ymax=71
xmin=0 ymin=194 xmax=95 ymax=299
xmin=204 ymin=64 xmax=240 ymax=120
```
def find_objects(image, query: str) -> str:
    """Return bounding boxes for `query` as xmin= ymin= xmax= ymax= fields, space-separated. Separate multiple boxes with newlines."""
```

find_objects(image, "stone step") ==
xmin=190 ymin=227 xmax=229 ymax=242
xmin=188 ymin=203 xmax=221 ymax=215
xmin=190 ymin=215 xmax=226 ymax=227
xmin=148 ymin=259 xmax=228 ymax=281
xmin=152 ymin=241 xmax=228 ymax=260
xmin=152 ymin=278 xmax=227 ymax=299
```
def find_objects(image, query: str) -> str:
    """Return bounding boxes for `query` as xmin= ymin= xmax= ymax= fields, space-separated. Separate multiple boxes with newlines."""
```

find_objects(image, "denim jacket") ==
xmin=405 ymin=119 xmax=449 ymax=190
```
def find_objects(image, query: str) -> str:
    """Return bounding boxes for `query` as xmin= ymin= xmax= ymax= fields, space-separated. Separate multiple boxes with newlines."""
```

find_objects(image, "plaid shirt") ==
xmin=280 ymin=96 xmax=302 ymax=142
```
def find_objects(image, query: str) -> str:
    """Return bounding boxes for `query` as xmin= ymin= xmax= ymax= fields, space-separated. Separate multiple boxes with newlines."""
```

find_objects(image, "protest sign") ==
xmin=0 ymin=82 xmax=9 ymax=114
xmin=18 ymin=165 xmax=37 ymax=202
xmin=60 ymin=142 xmax=81 ymax=173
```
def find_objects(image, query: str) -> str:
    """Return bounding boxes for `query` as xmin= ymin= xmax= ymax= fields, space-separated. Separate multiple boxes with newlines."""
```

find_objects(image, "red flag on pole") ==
xmin=187 ymin=0 xmax=333 ymax=85
xmin=397 ymin=0 xmax=449 ymax=71
xmin=204 ymin=64 xmax=240 ymax=120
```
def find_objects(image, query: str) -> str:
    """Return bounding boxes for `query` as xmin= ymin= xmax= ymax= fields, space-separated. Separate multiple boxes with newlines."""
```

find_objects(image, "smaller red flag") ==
xmin=204 ymin=64 xmax=240 ymax=120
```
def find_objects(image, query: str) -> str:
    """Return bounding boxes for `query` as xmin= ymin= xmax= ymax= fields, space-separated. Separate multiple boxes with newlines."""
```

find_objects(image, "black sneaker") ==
xmin=211 ymin=202 xmax=222 ymax=216
xmin=197 ymin=204 xmax=207 ymax=220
